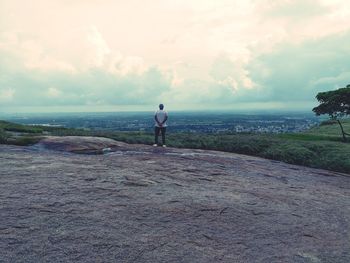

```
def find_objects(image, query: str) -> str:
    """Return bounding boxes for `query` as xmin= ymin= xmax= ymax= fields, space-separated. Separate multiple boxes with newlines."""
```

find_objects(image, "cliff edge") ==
xmin=1 ymin=136 xmax=349 ymax=262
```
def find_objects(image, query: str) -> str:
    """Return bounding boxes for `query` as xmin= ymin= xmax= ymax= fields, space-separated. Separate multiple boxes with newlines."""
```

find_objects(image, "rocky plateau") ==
xmin=0 ymin=136 xmax=349 ymax=262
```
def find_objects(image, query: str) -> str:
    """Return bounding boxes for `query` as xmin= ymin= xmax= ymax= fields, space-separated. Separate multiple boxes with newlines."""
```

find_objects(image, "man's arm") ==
xmin=160 ymin=113 xmax=168 ymax=125
xmin=155 ymin=114 xmax=162 ymax=126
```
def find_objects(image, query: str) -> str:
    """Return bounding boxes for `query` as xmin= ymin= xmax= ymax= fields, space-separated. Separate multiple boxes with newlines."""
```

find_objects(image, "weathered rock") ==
xmin=0 ymin=136 xmax=349 ymax=263
xmin=37 ymin=136 xmax=128 ymax=154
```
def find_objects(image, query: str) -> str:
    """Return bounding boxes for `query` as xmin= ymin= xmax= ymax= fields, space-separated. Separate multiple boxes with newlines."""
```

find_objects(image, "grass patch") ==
xmin=0 ymin=120 xmax=43 ymax=133
xmin=278 ymin=133 xmax=341 ymax=142
xmin=307 ymin=119 xmax=350 ymax=137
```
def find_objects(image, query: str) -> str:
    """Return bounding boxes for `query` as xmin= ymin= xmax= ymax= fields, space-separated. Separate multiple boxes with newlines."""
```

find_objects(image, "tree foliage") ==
xmin=313 ymin=85 xmax=350 ymax=141
xmin=313 ymin=85 xmax=350 ymax=118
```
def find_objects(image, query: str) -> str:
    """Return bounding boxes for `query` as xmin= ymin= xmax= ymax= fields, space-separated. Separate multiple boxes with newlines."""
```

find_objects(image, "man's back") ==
xmin=155 ymin=109 xmax=168 ymax=127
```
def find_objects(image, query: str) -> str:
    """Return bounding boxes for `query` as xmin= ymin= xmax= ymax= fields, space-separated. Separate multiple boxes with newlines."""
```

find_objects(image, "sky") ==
xmin=0 ymin=0 xmax=350 ymax=112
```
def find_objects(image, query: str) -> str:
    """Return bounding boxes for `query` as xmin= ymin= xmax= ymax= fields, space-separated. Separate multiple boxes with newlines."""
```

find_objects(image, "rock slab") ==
xmin=0 ymin=136 xmax=349 ymax=263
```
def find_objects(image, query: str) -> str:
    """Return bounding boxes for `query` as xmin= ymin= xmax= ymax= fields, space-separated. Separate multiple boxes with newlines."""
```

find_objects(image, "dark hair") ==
xmin=159 ymin=104 xmax=164 ymax=110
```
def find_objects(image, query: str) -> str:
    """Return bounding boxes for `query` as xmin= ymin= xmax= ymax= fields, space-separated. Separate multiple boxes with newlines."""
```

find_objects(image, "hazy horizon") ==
xmin=0 ymin=108 xmax=319 ymax=120
xmin=1 ymin=0 xmax=350 ymax=113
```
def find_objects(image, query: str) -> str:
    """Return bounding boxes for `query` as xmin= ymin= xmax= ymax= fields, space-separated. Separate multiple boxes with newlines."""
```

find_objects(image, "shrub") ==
xmin=0 ymin=128 xmax=8 ymax=143
xmin=262 ymin=143 xmax=316 ymax=166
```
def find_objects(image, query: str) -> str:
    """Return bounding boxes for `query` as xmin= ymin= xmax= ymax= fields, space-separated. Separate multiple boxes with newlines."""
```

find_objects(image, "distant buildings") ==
xmin=7 ymin=112 xmax=320 ymax=134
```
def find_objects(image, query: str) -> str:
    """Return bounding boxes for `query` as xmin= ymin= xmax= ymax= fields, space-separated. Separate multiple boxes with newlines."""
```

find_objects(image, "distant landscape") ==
xmin=1 ymin=111 xmax=321 ymax=134
xmin=1 ymin=112 xmax=349 ymax=174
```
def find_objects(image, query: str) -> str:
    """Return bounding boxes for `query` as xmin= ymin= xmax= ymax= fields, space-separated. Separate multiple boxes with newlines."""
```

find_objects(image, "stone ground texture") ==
xmin=0 ymin=136 xmax=349 ymax=263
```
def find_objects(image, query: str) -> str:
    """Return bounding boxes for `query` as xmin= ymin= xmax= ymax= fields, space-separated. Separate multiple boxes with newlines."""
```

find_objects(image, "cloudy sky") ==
xmin=1 ymin=0 xmax=350 ymax=112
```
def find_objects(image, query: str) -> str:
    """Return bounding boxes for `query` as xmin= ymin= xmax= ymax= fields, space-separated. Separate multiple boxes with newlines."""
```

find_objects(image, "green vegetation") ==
xmin=0 ymin=128 xmax=8 ymax=143
xmin=306 ymin=119 xmax=350 ymax=137
xmin=0 ymin=120 xmax=43 ymax=133
xmin=0 ymin=119 xmax=349 ymax=173
xmin=0 ymin=121 xmax=50 ymax=146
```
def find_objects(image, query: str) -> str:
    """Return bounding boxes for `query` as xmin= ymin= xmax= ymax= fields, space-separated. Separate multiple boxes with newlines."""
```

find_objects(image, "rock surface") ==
xmin=37 ymin=136 xmax=126 ymax=154
xmin=0 ymin=136 xmax=349 ymax=263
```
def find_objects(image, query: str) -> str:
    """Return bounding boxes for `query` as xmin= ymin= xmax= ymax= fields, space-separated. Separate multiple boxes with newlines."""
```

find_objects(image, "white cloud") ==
xmin=0 ymin=88 xmax=15 ymax=102
xmin=86 ymin=25 xmax=111 ymax=66
xmin=210 ymin=53 xmax=256 ymax=91
xmin=1 ymin=0 xmax=350 ymax=110
xmin=47 ymin=87 xmax=61 ymax=98
xmin=310 ymin=72 xmax=350 ymax=89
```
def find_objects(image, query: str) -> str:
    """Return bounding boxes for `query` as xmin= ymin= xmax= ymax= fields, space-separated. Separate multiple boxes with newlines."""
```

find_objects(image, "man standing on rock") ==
xmin=153 ymin=104 xmax=168 ymax=147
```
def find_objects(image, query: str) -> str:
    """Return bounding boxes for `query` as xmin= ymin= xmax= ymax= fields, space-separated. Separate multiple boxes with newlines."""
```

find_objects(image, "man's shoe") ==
xmin=153 ymin=144 xmax=158 ymax=147
xmin=162 ymin=145 xmax=167 ymax=147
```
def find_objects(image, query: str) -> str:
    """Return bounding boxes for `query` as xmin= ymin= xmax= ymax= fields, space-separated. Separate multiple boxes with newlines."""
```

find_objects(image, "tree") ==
xmin=312 ymin=85 xmax=350 ymax=141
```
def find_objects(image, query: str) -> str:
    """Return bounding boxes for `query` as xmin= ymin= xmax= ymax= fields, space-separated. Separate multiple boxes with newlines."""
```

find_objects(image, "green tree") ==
xmin=312 ymin=85 xmax=350 ymax=141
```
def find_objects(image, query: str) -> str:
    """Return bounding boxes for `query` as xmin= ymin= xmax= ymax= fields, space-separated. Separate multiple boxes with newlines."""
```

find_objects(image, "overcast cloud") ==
xmin=0 ymin=0 xmax=350 ymax=112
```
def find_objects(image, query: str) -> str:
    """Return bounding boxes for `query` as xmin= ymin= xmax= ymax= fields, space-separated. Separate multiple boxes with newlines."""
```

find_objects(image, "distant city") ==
xmin=2 ymin=111 xmax=322 ymax=134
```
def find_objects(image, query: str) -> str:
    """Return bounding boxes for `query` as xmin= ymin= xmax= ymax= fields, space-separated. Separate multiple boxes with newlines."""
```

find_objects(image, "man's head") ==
xmin=159 ymin=104 xmax=164 ymax=110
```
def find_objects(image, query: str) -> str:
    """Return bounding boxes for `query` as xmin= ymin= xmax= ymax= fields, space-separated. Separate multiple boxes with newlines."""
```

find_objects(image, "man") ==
xmin=153 ymin=104 xmax=168 ymax=147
